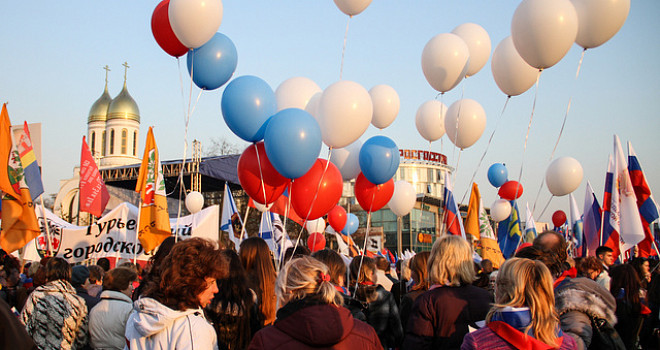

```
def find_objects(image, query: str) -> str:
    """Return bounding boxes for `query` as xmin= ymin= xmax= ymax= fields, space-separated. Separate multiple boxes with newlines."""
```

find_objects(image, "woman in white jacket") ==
xmin=124 ymin=238 xmax=227 ymax=350
xmin=89 ymin=267 xmax=138 ymax=349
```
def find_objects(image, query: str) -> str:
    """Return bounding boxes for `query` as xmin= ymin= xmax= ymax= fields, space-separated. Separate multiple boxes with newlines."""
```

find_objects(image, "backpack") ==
xmin=588 ymin=315 xmax=626 ymax=350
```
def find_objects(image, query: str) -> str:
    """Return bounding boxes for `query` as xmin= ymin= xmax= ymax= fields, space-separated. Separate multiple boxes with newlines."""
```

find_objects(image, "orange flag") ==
xmin=135 ymin=127 xmax=171 ymax=252
xmin=465 ymin=183 xmax=481 ymax=240
xmin=0 ymin=104 xmax=40 ymax=253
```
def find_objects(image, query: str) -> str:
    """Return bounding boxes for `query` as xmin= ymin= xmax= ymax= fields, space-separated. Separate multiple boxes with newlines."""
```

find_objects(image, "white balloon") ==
xmin=369 ymin=84 xmax=400 ymax=129
xmin=572 ymin=0 xmax=630 ymax=49
xmin=451 ymin=23 xmax=492 ymax=77
xmin=275 ymin=77 xmax=322 ymax=112
xmin=304 ymin=92 xmax=323 ymax=120
xmin=511 ymin=0 xmax=578 ymax=69
xmin=168 ymin=0 xmax=223 ymax=49
xmin=330 ymin=139 xmax=362 ymax=181
xmin=490 ymin=199 xmax=512 ymax=222
xmin=491 ymin=36 xmax=539 ymax=97
xmin=185 ymin=191 xmax=204 ymax=214
xmin=252 ymin=201 xmax=273 ymax=212
xmin=317 ymin=81 xmax=372 ymax=149
xmin=388 ymin=181 xmax=417 ymax=217
xmin=444 ymin=99 xmax=487 ymax=149
xmin=421 ymin=33 xmax=470 ymax=93
xmin=545 ymin=157 xmax=584 ymax=196
xmin=306 ymin=218 xmax=326 ymax=234
xmin=333 ymin=0 xmax=372 ymax=16
xmin=415 ymin=100 xmax=447 ymax=142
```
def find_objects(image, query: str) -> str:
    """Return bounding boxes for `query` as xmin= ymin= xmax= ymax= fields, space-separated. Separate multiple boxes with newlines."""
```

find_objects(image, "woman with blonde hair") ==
xmin=462 ymin=258 xmax=577 ymax=349
xmin=402 ymin=235 xmax=491 ymax=349
xmin=248 ymin=256 xmax=382 ymax=349
xmin=240 ymin=237 xmax=277 ymax=326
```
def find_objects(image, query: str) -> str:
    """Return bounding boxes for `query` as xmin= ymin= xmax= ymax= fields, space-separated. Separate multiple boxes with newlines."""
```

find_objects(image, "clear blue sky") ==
xmin=1 ymin=1 xmax=658 ymax=222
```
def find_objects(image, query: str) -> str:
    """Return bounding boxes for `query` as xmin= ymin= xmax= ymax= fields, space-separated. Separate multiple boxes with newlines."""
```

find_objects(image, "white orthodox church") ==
xmin=53 ymin=63 xmax=142 ymax=223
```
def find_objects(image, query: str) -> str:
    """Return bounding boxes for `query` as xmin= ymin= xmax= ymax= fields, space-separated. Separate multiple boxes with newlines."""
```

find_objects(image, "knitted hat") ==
xmin=71 ymin=265 xmax=90 ymax=286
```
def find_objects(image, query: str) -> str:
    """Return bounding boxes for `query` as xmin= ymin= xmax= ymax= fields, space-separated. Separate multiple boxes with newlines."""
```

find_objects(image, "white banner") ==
xmin=23 ymin=203 xmax=219 ymax=263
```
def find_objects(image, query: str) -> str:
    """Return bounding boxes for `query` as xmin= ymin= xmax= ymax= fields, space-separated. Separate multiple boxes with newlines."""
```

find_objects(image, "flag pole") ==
xmin=133 ymin=199 xmax=142 ymax=264
xmin=38 ymin=195 xmax=53 ymax=257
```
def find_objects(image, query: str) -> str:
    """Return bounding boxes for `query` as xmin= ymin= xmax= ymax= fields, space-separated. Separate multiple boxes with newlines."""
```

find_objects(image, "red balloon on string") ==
xmin=328 ymin=205 xmax=347 ymax=232
xmin=237 ymin=142 xmax=289 ymax=205
xmin=151 ymin=0 xmax=188 ymax=57
xmin=355 ymin=173 xmax=394 ymax=212
xmin=291 ymin=159 xmax=343 ymax=220
xmin=552 ymin=210 xmax=567 ymax=227
xmin=498 ymin=180 xmax=524 ymax=200
xmin=307 ymin=232 xmax=326 ymax=253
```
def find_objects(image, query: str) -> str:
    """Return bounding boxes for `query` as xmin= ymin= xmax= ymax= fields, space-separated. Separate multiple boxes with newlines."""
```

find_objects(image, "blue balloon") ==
xmin=488 ymin=163 xmax=508 ymax=187
xmin=221 ymin=76 xmax=277 ymax=142
xmin=187 ymin=33 xmax=237 ymax=90
xmin=359 ymin=135 xmax=400 ymax=185
xmin=264 ymin=108 xmax=322 ymax=179
xmin=341 ymin=213 xmax=359 ymax=235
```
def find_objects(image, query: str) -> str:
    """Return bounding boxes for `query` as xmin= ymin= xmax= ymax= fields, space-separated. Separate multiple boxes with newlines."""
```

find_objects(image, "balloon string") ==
xmin=278 ymin=182 xmax=294 ymax=269
xmin=516 ymin=69 xmax=543 ymax=194
xmin=289 ymin=148 xmax=334 ymax=265
xmin=536 ymin=195 xmax=555 ymax=220
xmin=352 ymin=201 xmax=374 ymax=297
xmin=458 ymin=96 xmax=511 ymax=207
xmin=451 ymin=83 xmax=466 ymax=169
xmin=436 ymin=93 xmax=444 ymax=154
xmin=340 ymin=16 xmax=352 ymax=80
xmin=253 ymin=142 xmax=270 ymax=209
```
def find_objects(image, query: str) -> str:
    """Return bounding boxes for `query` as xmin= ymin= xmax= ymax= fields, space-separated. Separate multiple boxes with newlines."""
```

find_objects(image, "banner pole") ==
xmin=39 ymin=195 xmax=53 ymax=257
xmin=133 ymin=199 xmax=142 ymax=264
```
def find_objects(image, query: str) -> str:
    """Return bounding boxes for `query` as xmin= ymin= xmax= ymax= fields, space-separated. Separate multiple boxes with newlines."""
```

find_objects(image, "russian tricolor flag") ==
xmin=582 ymin=182 xmax=601 ymax=257
xmin=628 ymin=142 xmax=659 ymax=257
xmin=16 ymin=122 xmax=43 ymax=201
xmin=601 ymin=155 xmax=620 ymax=258
xmin=443 ymin=172 xmax=465 ymax=239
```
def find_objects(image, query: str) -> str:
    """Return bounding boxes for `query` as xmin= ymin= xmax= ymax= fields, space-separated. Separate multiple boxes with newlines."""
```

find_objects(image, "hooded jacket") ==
xmin=248 ymin=298 xmax=382 ymax=350
xmin=124 ymin=297 xmax=217 ymax=350
xmin=554 ymin=276 xmax=617 ymax=350
xmin=20 ymin=279 xmax=89 ymax=350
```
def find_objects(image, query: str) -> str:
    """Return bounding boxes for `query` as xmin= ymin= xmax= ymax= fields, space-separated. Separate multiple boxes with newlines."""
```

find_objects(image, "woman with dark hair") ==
xmin=206 ymin=249 xmax=261 ymax=350
xmin=312 ymin=248 xmax=366 ymax=321
xmin=248 ymin=256 xmax=382 ymax=349
xmin=240 ymin=237 xmax=277 ymax=326
xmin=124 ymin=238 xmax=227 ymax=349
xmin=133 ymin=235 xmax=176 ymax=300
xmin=632 ymin=257 xmax=651 ymax=288
xmin=399 ymin=251 xmax=430 ymax=330
xmin=20 ymin=257 xmax=89 ymax=349
xmin=350 ymin=255 xmax=404 ymax=349
xmin=89 ymin=267 xmax=138 ymax=349
xmin=610 ymin=263 xmax=649 ymax=349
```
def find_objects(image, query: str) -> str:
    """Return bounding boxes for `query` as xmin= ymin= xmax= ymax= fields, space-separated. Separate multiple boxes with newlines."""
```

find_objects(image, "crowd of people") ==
xmin=1 ymin=230 xmax=659 ymax=349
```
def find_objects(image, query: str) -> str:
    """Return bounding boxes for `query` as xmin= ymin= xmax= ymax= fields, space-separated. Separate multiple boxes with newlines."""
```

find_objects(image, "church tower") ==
xmin=87 ymin=65 xmax=112 ymax=160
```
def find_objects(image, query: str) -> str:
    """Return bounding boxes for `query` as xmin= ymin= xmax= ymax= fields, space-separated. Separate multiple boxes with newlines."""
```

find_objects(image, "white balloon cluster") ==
xmin=168 ymin=0 xmax=223 ymax=49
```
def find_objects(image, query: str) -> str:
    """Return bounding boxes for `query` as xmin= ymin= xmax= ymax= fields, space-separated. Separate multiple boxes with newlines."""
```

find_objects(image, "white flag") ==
xmin=524 ymin=203 xmax=538 ymax=243
xmin=220 ymin=183 xmax=244 ymax=250
xmin=613 ymin=135 xmax=645 ymax=251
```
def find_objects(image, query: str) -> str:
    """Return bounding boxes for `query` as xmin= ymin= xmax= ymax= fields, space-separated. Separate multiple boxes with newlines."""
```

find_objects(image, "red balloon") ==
xmin=355 ymin=173 xmax=394 ymax=212
xmin=552 ymin=210 xmax=567 ymax=227
xmin=237 ymin=142 xmax=289 ymax=205
xmin=498 ymin=180 xmax=524 ymax=200
xmin=307 ymin=232 xmax=326 ymax=253
xmin=151 ymin=0 xmax=188 ymax=57
xmin=291 ymin=159 xmax=343 ymax=220
xmin=328 ymin=205 xmax=347 ymax=232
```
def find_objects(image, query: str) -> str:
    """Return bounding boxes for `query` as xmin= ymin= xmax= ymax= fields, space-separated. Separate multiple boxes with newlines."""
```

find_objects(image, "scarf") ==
xmin=488 ymin=307 xmax=563 ymax=350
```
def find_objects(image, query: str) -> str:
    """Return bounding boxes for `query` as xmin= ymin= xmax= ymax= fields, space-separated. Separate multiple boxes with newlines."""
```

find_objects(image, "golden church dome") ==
xmin=107 ymin=82 xmax=140 ymax=123
xmin=88 ymin=86 xmax=112 ymax=123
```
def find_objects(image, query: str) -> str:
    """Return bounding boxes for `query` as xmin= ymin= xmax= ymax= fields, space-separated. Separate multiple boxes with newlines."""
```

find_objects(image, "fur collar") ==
xmin=555 ymin=286 xmax=617 ymax=324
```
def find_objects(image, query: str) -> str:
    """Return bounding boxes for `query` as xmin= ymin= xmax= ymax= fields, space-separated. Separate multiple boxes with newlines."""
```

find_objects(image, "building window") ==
xmin=133 ymin=131 xmax=137 ymax=156
xmin=121 ymin=129 xmax=127 ymax=154
xmin=90 ymin=131 xmax=96 ymax=154
xmin=102 ymin=131 xmax=106 ymax=156
xmin=110 ymin=129 xmax=115 ymax=154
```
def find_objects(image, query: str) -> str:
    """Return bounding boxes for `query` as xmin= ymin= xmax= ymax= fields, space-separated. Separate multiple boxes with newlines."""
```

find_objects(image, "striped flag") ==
xmin=612 ymin=135 xmax=644 ymax=252
xmin=583 ymin=181 xmax=602 ymax=257
xmin=628 ymin=142 xmax=659 ymax=257
xmin=0 ymin=104 xmax=40 ymax=253
xmin=221 ymin=182 xmax=244 ymax=250
xmin=443 ymin=172 xmax=465 ymax=239
xmin=135 ymin=127 xmax=171 ymax=253
xmin=602 ymin=155 xmax=620 ymax=258
xmin=524 ymin=203 xmax=538 ymax=243
xmin=15 ymin=122 xmax=43 ymax=200
xmin=569 ymin=193 xmax=585 ymax=257
xmin=259 ymin=211 xmax=292 ymax=260
xmin=498 ymin=201 xmax=522 ymax=259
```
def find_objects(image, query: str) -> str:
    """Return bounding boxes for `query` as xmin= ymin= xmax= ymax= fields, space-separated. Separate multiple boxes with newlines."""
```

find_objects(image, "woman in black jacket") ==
xmin=350 ymin=255 xmax=404 ymax=349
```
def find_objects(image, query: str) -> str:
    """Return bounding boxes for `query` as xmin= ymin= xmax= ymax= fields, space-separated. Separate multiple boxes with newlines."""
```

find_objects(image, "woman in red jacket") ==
xmin=461 ymin=258 xmax=577 ymax=349
xmin=248 ymin=256 xmax=382 ymax=350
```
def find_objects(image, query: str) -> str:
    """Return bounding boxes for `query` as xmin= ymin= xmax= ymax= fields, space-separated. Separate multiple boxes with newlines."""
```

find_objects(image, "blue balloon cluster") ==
xmin=488 ymin=163 xmax=508 ymax=188
xmin=359 ymin=136 xmax=400 ymax=185
xmin=264 ymin=108 xmax=322 ymax=179
xmin=187 ymin=33 xmax=237 ymax=90
xmin=221 ymin=76 xmax=277 ymax=142
xmin=341 ymin=213 xmax=359 ymax=235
